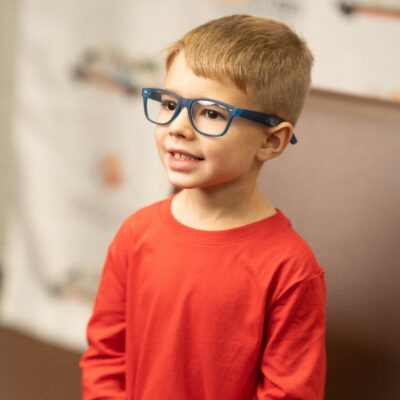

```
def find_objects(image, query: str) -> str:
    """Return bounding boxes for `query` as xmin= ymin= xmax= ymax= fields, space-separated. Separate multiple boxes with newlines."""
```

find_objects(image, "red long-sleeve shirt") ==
xmin=80 ymin=197 xmax=326 ymax=399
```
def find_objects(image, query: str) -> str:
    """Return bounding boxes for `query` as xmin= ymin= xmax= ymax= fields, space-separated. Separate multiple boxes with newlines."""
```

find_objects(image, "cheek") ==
xmin=155 ymin=127 xmax=165 ymax=150
xmin=214 ymin=135 xmax=258 ymax=163
xmin=206 ymin=142 xmax=254 ymax=174
xmin=154 ymin=130 xmax=168 ymax=165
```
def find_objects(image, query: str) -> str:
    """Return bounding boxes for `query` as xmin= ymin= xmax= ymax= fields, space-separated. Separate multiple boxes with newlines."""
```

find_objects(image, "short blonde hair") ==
xmin=166 ymin=14 xmax=314 ymax=125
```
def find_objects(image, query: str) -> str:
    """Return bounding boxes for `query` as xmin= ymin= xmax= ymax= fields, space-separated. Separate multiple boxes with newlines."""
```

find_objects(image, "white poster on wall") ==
xmin=0 ymin=0 xmax=176 ymax=350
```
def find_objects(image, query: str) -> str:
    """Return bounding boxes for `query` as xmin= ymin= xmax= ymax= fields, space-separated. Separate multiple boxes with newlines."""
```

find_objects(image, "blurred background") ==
xmin=0 ymin=0 xmax=399 ymax=399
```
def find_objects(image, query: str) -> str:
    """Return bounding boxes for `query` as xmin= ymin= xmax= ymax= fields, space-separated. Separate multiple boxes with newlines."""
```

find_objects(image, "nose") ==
xmin=168 ymin=106 xmax=196 ymax=139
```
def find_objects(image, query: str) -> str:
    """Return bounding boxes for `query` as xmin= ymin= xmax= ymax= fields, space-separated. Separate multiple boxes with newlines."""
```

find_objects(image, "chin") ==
xmin=166 ymin=173 xmax=199 ymax=190
xmin=169 ymin=181 xmax=199 ymax=190
xmin=166 ymin=172 xmax=230 ymax=191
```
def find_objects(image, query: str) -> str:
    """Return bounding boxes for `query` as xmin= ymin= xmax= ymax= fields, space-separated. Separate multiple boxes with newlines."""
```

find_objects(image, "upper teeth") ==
xmin=173 ymin=152 xmax=197 ymax=161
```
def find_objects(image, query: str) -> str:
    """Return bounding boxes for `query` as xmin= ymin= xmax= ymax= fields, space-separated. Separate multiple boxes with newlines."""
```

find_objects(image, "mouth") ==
xmin=169 ymin=151 xmax=204 ymax=161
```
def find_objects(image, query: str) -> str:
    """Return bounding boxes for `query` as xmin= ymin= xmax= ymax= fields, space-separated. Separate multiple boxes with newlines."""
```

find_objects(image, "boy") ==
xmin=80 ymin=14 xmax=326 ymax=400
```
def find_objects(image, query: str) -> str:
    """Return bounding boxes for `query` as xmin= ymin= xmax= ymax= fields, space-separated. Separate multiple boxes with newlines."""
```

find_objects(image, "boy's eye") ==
xmin=204 ymin=109 xmax=226 ymax=120
xmin=162 ymin=100 xmax=177 ymax=111
xmin=196 ymin=101 xmax=229 ymax=121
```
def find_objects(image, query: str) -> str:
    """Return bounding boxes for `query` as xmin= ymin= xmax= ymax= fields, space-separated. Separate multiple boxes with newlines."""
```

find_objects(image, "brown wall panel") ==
xmin=0 ymin=326 xmax=81 ymax=400
xmin=260 ymin=89 xmax=400 ymax=399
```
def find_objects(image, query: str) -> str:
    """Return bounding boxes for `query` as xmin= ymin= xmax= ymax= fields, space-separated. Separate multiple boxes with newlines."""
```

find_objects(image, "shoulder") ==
xmin=122 ymin=196 xmax=171 ymax=230
xmin=279 ymin=219 xmax=321 ymax=271
xmin=259 ymin=209 xmax=325 ymax=291
xmin=111 ymin=196 xmax=171 ymax=245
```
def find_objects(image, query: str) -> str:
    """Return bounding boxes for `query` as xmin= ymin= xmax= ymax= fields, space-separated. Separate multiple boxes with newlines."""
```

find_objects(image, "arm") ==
xmin=254 ymin=272 xmax=326 ymax=400
xmin=80 ymin=227 xmax=130 ymax=399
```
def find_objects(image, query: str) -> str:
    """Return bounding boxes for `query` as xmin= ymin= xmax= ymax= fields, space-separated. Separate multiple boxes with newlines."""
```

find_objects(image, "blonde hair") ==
xmin=166 ymin=14 xmax=314 ymax=125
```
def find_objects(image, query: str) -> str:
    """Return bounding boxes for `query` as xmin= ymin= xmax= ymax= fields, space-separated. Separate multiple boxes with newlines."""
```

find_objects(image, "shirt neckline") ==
xmin=159 ymin=195 xmax=290 ymax=245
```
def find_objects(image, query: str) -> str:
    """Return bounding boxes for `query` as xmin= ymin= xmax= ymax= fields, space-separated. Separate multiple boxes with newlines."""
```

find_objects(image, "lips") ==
xmin=168 ymin=148 xmax=204 ymax=161
xmin=166 ymin=148 xmax=204 ymax=172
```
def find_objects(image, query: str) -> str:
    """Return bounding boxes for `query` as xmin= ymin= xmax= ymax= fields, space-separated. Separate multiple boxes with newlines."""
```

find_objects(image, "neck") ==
xmin=172 ymin=182 xmax=276 ymax=230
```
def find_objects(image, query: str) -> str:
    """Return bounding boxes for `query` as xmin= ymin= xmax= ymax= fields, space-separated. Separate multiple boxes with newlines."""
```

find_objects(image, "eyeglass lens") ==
xmin=146 ymin=90 xmax=230 ymax=136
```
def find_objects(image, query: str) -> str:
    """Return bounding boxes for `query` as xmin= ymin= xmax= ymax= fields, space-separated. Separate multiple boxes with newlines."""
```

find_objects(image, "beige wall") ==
xmin=0 ymin=0 xmax=17 ymax=254
xmin=260 ymin=89 xmax=400 ymax=398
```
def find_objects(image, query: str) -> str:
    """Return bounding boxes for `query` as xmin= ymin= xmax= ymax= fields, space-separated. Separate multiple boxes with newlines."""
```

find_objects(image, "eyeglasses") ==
xmin=142 ymin=88 xmax=297 ymax=144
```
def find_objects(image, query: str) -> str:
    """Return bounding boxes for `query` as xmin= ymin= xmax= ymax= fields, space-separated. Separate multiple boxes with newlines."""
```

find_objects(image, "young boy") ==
xmin=80 ymin=14 xmax=326 ymax=400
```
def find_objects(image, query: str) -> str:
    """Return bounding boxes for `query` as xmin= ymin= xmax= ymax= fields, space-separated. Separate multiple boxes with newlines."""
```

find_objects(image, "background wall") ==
xmin=260 ymin=89 xmax=400 ymax=399
xmin=1 ymin=1 xmax=399 ymax=399
xmin=0 ymin=0 xmax=17 ymax=257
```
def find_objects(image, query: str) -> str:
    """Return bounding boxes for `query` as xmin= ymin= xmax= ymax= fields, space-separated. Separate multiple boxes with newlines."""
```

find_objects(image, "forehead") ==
xmin=165 ymin=52 xmax=260 ymax=110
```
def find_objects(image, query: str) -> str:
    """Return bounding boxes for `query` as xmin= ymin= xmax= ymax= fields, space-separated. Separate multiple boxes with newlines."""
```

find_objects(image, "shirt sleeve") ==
xmin=80 ymin=225 xmax=130 ymax=400
xmin=253 ymin=272 xmax=326 ymax=400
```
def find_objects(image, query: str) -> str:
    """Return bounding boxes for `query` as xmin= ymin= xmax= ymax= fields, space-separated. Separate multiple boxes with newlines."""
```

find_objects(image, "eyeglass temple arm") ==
xmin=236 ymin=109 xmax=297 ymax=145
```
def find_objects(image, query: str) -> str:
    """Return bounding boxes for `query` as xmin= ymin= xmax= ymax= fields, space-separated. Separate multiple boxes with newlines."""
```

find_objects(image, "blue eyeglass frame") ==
xmin=142 ymin=88 xmax=297 ymax=144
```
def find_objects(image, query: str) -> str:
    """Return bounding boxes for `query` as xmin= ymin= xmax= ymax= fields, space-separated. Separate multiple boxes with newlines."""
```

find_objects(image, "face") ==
xmin=155 ymin=52 xmax=271 ymax=192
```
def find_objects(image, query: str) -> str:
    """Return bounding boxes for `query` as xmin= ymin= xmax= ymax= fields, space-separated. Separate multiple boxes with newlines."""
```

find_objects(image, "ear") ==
xmin=256 ymin=122 xmax=294 ymax=162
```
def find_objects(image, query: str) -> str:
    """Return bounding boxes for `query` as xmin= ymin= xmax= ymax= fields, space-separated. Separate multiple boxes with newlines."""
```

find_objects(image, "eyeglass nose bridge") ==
xmin=169 ymin=96 xmax=198 ymax=130
xmin=172 ymin=96 xmax=193 ymax=120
